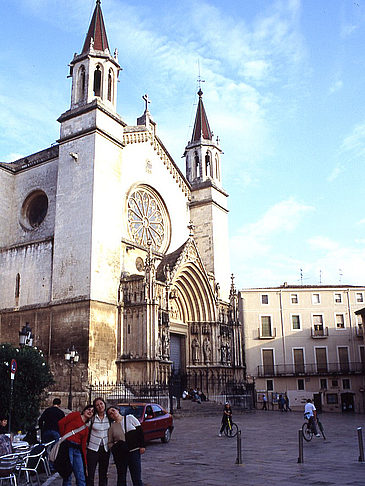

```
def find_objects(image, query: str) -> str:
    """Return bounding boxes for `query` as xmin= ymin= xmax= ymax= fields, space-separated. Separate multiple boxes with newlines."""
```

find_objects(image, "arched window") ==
xmin=215 ymin=154 xmax=220 ymax=181
xmin=15 ymin=273 xmax=20 ymax=298
xmin=107 ymin=69 xmax=113 ymax=102
xmin=93 ymin=65 xmax=102 ymax=97
xmin=77 ymin=65 xmax=86 ymax=102
xmin=205 ymin=151 xmax=213 ymax=177
xmin=195 ymin=152 xmax=200 ymax=178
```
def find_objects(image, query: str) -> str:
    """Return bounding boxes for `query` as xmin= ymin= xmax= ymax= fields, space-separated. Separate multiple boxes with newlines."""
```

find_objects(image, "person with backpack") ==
xmin=87 ymin=398 xmax=110 ymax=486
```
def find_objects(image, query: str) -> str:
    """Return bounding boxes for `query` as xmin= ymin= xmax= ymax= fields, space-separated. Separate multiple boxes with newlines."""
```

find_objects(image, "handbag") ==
xmin=49 ymin=424 xmax=87 ymax=462
xmin=110 ymin=416 xmax=130 ymax=461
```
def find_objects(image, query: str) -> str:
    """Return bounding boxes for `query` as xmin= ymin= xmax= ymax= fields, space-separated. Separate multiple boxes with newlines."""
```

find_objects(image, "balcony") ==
xmin=257 ymin=361 xmax=365 ymax=377
xmin=258 ymin=327 xmax=277 ymax=339
xmin=355 ymin=324 xmax=364 ymax=338
xmin=311 ymin=326 xmax=328 ymax=338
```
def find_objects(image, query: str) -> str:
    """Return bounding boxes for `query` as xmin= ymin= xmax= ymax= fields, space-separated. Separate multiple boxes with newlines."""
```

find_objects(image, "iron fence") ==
xmin=89 ymin=371 xmax=255 ymax=413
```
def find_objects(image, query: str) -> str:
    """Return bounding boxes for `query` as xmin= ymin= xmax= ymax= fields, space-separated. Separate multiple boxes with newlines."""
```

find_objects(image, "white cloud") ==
xmin=329 ymin=79 xmax=343 ymax=94
xmin=329 ymin=122 xmax=365 ymax=181
xmin=357 ymin=218 xmax=365 ymax=226
xmin=340 ymin=123 xmax=365 ymax=160
xmin=230 ymin=198 xmax=314 ymax=262
xmin=307 ymin=236 xmax=339 ymax=251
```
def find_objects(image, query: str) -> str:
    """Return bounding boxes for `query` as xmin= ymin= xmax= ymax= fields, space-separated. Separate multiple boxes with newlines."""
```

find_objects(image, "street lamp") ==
xmin=19 ymin=322 xmax=34 ymax=347
xmin=64 ymin=345 xmax=79 ymax=410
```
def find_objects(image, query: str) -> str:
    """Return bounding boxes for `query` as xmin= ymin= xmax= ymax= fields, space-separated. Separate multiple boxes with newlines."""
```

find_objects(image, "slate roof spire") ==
xmin=191 ymin=89 xmax=212 ymax=142
xmin=82 ymin=0 xmax=110 ymax=54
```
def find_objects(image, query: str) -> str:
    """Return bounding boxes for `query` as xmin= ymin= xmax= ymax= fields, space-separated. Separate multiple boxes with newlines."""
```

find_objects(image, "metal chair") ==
xmin=40 ymin=440 xmax=55 ymax=477
xmin=0 ymin=453 xmax=23 ymax=486
xmin=18 ymin=445 xmax=45 ymax=486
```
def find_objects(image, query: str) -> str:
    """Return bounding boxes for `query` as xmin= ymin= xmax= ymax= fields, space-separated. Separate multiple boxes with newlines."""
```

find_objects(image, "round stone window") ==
xmin=21 ymin=191 xmax=48 ymax=229
xmin=127 ymin=186 xmax=170 ymax=252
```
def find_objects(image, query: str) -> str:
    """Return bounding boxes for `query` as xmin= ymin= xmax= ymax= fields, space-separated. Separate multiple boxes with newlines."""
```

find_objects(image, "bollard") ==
xmin=358 ymin=427 xmax=364 ymax=462
xmin=297 ymin=429 xmax=304 ymax=463
xmin=235 ymin=430 xmax=242 ymax=465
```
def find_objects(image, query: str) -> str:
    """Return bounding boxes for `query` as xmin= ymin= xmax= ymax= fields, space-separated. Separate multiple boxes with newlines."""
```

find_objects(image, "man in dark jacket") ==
xmin=39 ymin=398 xmax=65 ymax=443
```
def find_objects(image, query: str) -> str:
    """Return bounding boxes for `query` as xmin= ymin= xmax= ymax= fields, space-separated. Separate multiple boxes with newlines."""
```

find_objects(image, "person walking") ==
xmin=278 ymin=394 xmax=286 ymax=412
xmin=58 ymin=405 xmax=94 ymax=486
xmin=107 ymin=406 xmax=145 ymax=486
xmin=39 ymin=398 xmax=65 ymax=443
xmin=284 ymin=394 xmax=291 ymax=412
xmin=304 ymin=399 xmax=320 ymax=437
xmin=218 ymin=402 xmax=232 ymax=436
xmin=87 ymin=398 xmax=110 ymax=486
xmin=262 ymin=394 xmax=268 ymax=411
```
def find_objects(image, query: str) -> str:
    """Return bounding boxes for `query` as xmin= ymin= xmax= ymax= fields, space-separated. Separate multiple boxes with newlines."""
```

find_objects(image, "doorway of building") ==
xmin=313 ymin=393 xmax=322 ymax=413
xmin=170 ymin=333 xmax=185 ymax=374
xmin=341 ymin=392 xmax=355 ymax=412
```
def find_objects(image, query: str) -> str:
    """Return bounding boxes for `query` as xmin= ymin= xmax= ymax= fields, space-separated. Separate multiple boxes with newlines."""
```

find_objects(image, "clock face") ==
xmin=127 ymin=186 xmax=170 ymax=252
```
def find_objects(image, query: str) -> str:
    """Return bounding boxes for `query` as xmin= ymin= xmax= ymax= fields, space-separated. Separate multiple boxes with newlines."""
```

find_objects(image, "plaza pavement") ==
xmin=44 ymin=409 xmax=365 ymax=486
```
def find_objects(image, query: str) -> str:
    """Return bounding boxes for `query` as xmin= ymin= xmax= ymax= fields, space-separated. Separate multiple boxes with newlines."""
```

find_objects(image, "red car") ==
xmin=117 ymin=402 xmax=174 ymax=443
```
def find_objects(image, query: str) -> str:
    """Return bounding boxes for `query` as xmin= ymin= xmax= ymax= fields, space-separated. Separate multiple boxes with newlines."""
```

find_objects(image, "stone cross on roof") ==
xmin=143 ymin=93 xmax=151 ymax=112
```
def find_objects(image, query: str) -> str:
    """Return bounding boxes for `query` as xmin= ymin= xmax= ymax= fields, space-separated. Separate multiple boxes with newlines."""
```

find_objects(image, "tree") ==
xmin=0 ymin=343 xmax=54 ymax=432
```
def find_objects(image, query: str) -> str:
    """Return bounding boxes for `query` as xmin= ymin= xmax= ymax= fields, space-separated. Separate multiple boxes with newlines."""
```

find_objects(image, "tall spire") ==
xmin=82 ymin=0 xmax=110 ymax=54
xmin=191 ymin=89 xmax=212 ymax=142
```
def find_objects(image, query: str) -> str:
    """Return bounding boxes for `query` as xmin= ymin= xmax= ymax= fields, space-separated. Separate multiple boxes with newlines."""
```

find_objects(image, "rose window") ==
xmin=127 ymin=187 xmax=170 ymax=252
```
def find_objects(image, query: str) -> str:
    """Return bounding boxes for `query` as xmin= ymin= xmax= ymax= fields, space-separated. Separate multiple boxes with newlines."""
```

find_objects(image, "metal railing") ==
xmin=311 ymin=326 xmax=329 ymax=338
xmin=89 ymin=371 xmax=255 ymax=412
xmin=257 ymin=361 xmax=365 ymax=377
xmin=257 ymin=327 xmax=277 ymax=339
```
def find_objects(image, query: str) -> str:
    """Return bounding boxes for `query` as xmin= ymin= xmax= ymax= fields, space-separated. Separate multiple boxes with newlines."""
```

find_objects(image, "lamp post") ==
xmin=19 ymin=322 xmax=34 ymax=347
xmin=65 ymin=345 xmax=79 ymax=410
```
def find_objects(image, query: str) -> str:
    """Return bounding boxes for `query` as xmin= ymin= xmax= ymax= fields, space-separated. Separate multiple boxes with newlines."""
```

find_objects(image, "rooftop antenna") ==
xmin=339 ymin=268 xmax=343 ymax=284
xmin=300 ymin=268 xmax=303 ymax=285
xmin=319 ymin=269 xmax=322 ymax=285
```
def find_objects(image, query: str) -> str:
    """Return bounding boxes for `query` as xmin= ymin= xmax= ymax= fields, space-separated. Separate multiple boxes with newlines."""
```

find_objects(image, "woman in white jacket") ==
xmin=107 ymin=407 xmax=145 ymax=486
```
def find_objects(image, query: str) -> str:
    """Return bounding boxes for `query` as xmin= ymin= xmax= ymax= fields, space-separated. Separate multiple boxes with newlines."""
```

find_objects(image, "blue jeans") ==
xmin=115 ymin=450 xmax=143 ymax=486
xmin=63 ymin=444 xmax=86 ymax=486
xmin=42 ymin=429 xmax=60 ymax=444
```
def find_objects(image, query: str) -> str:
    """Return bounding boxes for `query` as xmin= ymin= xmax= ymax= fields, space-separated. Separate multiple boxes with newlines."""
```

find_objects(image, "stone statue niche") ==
xmin=203 ymin=336 xmax=211 ymax=364
xmin=191 ymin=337 xmax=200 ymax=364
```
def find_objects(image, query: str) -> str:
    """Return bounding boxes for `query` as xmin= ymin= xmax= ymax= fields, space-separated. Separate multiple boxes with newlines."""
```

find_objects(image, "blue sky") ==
xmin=1 ymin=0 xmax=365 ymax=289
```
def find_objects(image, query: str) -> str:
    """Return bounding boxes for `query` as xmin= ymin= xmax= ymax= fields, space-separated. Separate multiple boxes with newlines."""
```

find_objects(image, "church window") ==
xmin=127 ymin=185 xmax=170 ymax=252
xmin=205 ymin=152 xmax=213 ymax=177
xmin=107 ymin=69 xmax=113 ymax=102
xmin=93 ymin=65 xmax=102 ymax=97
xmin=77 ymin=65 xmax=86 ymax=101
xmin=15 ymin=273 xmax=20 ymax=298
xmin=21 ymin=190 xmax=48 ymax=229
xmin=215 ymin=154 xmax=220 ymax=180
xmin=195 ymin=152 xmax=200 ymax=178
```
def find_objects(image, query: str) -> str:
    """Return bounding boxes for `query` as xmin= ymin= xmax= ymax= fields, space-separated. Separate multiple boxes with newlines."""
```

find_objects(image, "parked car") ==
xmin=117 ymin=402 xmax=174 ymax=443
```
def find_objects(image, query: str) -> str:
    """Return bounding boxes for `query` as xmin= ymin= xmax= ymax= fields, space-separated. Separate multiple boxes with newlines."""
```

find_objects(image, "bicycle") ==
xmin=301 ymin=417 xmax=326 ymax=441
xmin=224 ymin=417 xmax=238 ymax=438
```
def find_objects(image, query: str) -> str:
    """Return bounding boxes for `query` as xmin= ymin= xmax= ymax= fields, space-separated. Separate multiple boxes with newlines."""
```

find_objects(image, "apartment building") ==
xmin=239 ymin=285 xmax=365 ymax=413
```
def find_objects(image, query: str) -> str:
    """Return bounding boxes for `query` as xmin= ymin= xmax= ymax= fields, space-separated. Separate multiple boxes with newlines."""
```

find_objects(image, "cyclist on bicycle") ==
xmin=218 ymin=402 xmax=232 ymax=437
xmin=304 ymin=399 xmax=320 ymax=437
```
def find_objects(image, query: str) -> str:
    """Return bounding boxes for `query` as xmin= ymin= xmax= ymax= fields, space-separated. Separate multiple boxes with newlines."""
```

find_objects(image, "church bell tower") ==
xmin=184 ymin=89 xmax=231 ymax=301
xmin=68 ymin=0 xmax=120 ymax=112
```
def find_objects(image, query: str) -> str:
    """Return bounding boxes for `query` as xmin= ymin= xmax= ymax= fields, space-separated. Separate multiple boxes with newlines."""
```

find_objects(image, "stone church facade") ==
xmin=0 ymin=2 xmax=244 ymax=392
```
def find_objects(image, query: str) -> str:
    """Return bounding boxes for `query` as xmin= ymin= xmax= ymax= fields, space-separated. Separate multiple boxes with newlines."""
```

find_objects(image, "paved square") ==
xmin=47 ymin=410 xmax=365 ymax=486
